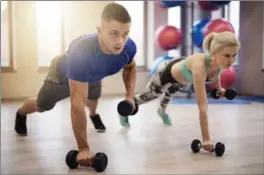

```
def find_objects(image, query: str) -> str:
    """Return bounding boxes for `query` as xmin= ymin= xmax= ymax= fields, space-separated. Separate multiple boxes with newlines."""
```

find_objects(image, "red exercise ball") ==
xmin=221 ymin=67 xmax=236 ymax=89
xmin=207 ymin=67 xmax=236 ymax=89
xmin=204 ymin=18 xmax=235 ymax=36
xmin=156 ymin=25 xmax=182 ymax=51
xmin=198 ymin=1 xmax=219 ymax=11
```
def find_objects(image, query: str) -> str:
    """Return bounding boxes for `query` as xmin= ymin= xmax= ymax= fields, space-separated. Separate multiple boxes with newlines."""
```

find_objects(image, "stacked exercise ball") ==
xmin=151 ymin=56 xmax=173 ymax=76
xmin=207 ymin=66 xmax=237 ymax=90
xmin=198 ymin=1 xmax=231 ymax=11
xmin=156 ymin=0 xmax=184 ymax=51
xmin=156 ymin=25 xmax=182 ymax=51
xmin=192 ymin=18 xmax=235 ymax=49
xmin=159 ymin=0 xmax=185 ymax=8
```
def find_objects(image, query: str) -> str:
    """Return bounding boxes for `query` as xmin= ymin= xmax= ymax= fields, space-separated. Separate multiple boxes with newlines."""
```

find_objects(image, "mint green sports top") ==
xmin=180 ymin=53 xmax=221 ymax=84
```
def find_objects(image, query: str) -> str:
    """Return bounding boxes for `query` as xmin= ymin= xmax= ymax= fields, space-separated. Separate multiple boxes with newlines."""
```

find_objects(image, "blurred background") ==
xmin=1 ymin=1 xmax=264 ymax=101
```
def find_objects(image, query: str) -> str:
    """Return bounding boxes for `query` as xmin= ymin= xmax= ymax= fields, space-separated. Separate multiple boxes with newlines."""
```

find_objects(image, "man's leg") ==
xmin=158 ymin=83 xmax=181 ymax=125
xmin=86 ymin=81 xmax=106 ymax=132
xmin=15 ymin=81 xmax=70 ymax=136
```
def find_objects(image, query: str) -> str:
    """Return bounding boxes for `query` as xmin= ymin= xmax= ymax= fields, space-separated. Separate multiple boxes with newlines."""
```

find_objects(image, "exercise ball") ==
xmin=208 ymin=1 xmax=231 ymax=7
xmin=204 ymin=18 xmax=235 ymax=36
xmin=160 ymin=0 xmax=185 ymax=8
xmin=220 ymin=67 xmax=236 ymax=89
xmin=192 ymin=18 xmax=211 ymax=48
xmin=151 ymin=56 xmax=173 ymax=76
xmin=207 ymin=67 xmax=236 ymax=89
xmin=198 ymin=1 xmax=219 ymax=11
xmin=156 ymin=25 xmax=182 ymax=51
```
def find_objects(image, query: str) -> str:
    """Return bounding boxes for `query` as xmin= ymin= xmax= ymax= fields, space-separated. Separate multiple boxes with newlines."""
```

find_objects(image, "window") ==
xmin=36 ymin=1 xmax=63 ymax=67
xmin=1 ymin=1 xmax=13 ymax=69
xmin=115 ymin=1 xmax=145 ymax=67
xmin=228 ymin=1 xmax=240 ymax=35
xmin=225 ymin=1 xmax=240 ymax=66
xmin=168 ymin=6 xmax=181 ymax=57
xmin=211 ymin=8 xmax=223 ymax=19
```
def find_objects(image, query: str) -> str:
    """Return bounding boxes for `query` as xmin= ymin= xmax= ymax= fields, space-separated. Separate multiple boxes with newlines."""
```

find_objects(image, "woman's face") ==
xmin=213 ymin=46 xmax=238 ymax=69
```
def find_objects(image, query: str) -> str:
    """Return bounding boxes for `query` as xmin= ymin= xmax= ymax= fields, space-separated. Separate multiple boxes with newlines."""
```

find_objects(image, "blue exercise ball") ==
xmin=208 ymin=1 xmax=231 ymax=7
xmin=160 ymin=0 xmax=185 ymax=8
xmin=151 ymin=56 xmax=173 ymax=76
xmin=192 ymin=18 xmax=211 ymax=48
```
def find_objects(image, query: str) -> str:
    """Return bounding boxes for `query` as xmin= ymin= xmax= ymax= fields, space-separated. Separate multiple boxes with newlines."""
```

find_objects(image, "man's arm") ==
xmin=68 ymin=79 xmax=89 ymax=151
xmin=122 ymin=59 xmax=136 ymax=99
xmin=191 ymin=57 xmax=211 ymax=142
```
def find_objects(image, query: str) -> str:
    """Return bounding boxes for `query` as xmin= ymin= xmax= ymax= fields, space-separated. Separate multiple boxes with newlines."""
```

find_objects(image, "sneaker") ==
xmin=157 ymin=108 xmax=172 ymax=125
xmin=15 ymin=110 xmax=27 ymax=136
xmin=90 ymin=114 xmax=106 ymax=132
xmin=119 ymin=115 xmax=130 ymax=127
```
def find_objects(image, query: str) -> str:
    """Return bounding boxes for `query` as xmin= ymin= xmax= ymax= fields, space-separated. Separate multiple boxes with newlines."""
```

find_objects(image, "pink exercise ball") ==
xmin=204 ymin=18 xmax=235 ymax=37
xmin=208 ymin=67 xmax=236 ymax=89
xmin=156 ymin=25 xmax=182 ymax=51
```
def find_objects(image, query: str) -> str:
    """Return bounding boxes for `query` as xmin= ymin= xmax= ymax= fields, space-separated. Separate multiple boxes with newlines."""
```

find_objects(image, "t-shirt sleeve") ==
xmin=66 ymin=43 xmax=92 ymax=82
xmin=126 ymin=38 xmax=137 ymax=64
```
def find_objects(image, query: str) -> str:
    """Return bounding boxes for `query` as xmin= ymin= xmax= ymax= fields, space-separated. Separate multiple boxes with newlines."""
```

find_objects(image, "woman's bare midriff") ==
xmin=170 ymin=53 xmax=219 ymax=85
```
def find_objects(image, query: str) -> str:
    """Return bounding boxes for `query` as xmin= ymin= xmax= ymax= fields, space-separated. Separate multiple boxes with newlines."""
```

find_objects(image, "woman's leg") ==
xmin=157 ymin=83 xmax=183 ymax=125
xmin=134 ymin=73 xmax=167 ymax=106
xmin=119 ymin=73 xmax=167 ymax=127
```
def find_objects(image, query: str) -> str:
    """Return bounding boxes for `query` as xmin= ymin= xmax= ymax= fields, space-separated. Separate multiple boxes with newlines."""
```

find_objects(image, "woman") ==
xmin=120 ymin=31 xmax=240 ymax=151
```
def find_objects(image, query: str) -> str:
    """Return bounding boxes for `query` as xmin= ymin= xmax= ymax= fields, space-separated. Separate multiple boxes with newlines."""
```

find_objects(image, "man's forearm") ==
xmin=199 ymin=111 xmax=211 ymax=141
xmin=71 ymin=104 xmax=89 ymax=151
xmin=122 ymin=66 xmax=136 ymax=98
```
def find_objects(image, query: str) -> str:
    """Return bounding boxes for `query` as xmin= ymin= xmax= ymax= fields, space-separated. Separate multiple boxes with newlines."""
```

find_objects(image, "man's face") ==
xmin=97 ymin=19 xmax=131 ymax=54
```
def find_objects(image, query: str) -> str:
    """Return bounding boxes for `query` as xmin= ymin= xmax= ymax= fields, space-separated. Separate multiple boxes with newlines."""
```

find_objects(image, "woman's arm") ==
xmin=191 ymin=56 xmax=211 ymax=142
xmin=215 ymin=73 xmax=226 ymax=96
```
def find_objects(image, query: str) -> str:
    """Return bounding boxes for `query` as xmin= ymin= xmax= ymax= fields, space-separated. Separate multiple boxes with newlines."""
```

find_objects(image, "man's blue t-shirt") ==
xmin=57 ymin=34 xmax=137 ymax=83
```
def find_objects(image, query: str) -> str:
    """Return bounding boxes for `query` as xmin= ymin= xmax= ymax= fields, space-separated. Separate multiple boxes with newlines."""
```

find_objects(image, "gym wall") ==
xmin=234 ymin=1 xmax=264 ymax=96
xmin=1 ymin=1 xmax=264 ymax=100
xmin=1 ymin=1 xmax=150 ymax=100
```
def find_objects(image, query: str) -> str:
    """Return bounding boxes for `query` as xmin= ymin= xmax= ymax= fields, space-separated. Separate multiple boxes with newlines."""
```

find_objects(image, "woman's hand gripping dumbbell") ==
xmin=211 ymin=88 xmax=237 ymax=100
xmin=191 ymin=139 xmax=225 ymax=157
xmin=117 ymin=98 xmax=138 ymax=117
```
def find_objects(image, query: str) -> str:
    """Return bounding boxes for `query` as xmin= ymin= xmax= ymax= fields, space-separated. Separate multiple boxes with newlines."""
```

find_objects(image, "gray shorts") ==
xmin=36 ymin=55 xmax=101 ymax=112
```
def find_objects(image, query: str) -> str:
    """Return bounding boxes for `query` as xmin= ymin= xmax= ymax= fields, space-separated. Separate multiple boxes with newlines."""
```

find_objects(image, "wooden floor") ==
xmin=1 ymin=97 xmax=264 ymax=174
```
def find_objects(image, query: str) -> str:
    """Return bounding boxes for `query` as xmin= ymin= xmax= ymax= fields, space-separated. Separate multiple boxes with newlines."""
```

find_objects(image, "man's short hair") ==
xmin=101 ymin=3 xmax=131 ymax=23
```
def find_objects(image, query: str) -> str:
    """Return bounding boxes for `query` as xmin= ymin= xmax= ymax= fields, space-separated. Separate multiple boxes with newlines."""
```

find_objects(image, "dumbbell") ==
xmin=191 ymin=139 xmax=225 ymax=157
xmin=65 ymin=150 xmax=108 ymax=172
xmin=211 ymin=88 xmax=236 ymax=100
xmin=117 ymin=100 xmax=138 ymax=117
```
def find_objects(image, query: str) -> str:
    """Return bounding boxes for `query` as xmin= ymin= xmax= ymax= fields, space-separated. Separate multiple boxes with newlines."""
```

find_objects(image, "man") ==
xmin=15 ymin=3 xmax=136 ymax=164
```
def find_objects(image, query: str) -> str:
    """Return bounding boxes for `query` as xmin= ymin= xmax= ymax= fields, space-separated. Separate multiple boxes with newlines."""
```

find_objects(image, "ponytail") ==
xmin=202 ymin=32 xmax=216 ymax=53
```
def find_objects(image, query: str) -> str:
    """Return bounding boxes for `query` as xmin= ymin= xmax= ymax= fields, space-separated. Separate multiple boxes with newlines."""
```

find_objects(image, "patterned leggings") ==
xmin=134 ymin=58 xmax=184 ymax=110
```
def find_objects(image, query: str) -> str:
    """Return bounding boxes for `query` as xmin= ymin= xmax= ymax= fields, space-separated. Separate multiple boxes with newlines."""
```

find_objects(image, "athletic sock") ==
xmin=119 ymin=115 xmax=130 ymax=127
xmin=157 ymin=108 xmax=172 ymax=125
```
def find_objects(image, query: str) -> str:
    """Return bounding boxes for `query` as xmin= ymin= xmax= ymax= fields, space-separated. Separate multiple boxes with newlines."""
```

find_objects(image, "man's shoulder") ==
xmin=123 ymin=38 xmax=137 ymax=58
xmin=69 ymin=33 xmax=99 ymax=53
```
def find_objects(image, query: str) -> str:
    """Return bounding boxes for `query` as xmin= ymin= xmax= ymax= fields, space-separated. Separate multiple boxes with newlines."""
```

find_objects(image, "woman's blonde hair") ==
xmin=202 ymin=31 xmax=240 ymax=54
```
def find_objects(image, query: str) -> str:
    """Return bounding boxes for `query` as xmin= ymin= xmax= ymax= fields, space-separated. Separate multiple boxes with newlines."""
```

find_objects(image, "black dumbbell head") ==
xmin=92 ymin=152 xmax=108 ymax=172
xmin=225 ymin=89 xmax=236 ymax=100
xmin=214 ymin=142 xmax=225 ymax=157
xmin=117 ymin=101 xmax=134 ymax=116
xmin=211 ymin=89 xmax=220 ymax=99
xmin=66 ymin=150 xmax=79 ymax=169
xmin=191 ymin=139 xmax=201 ymax=153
